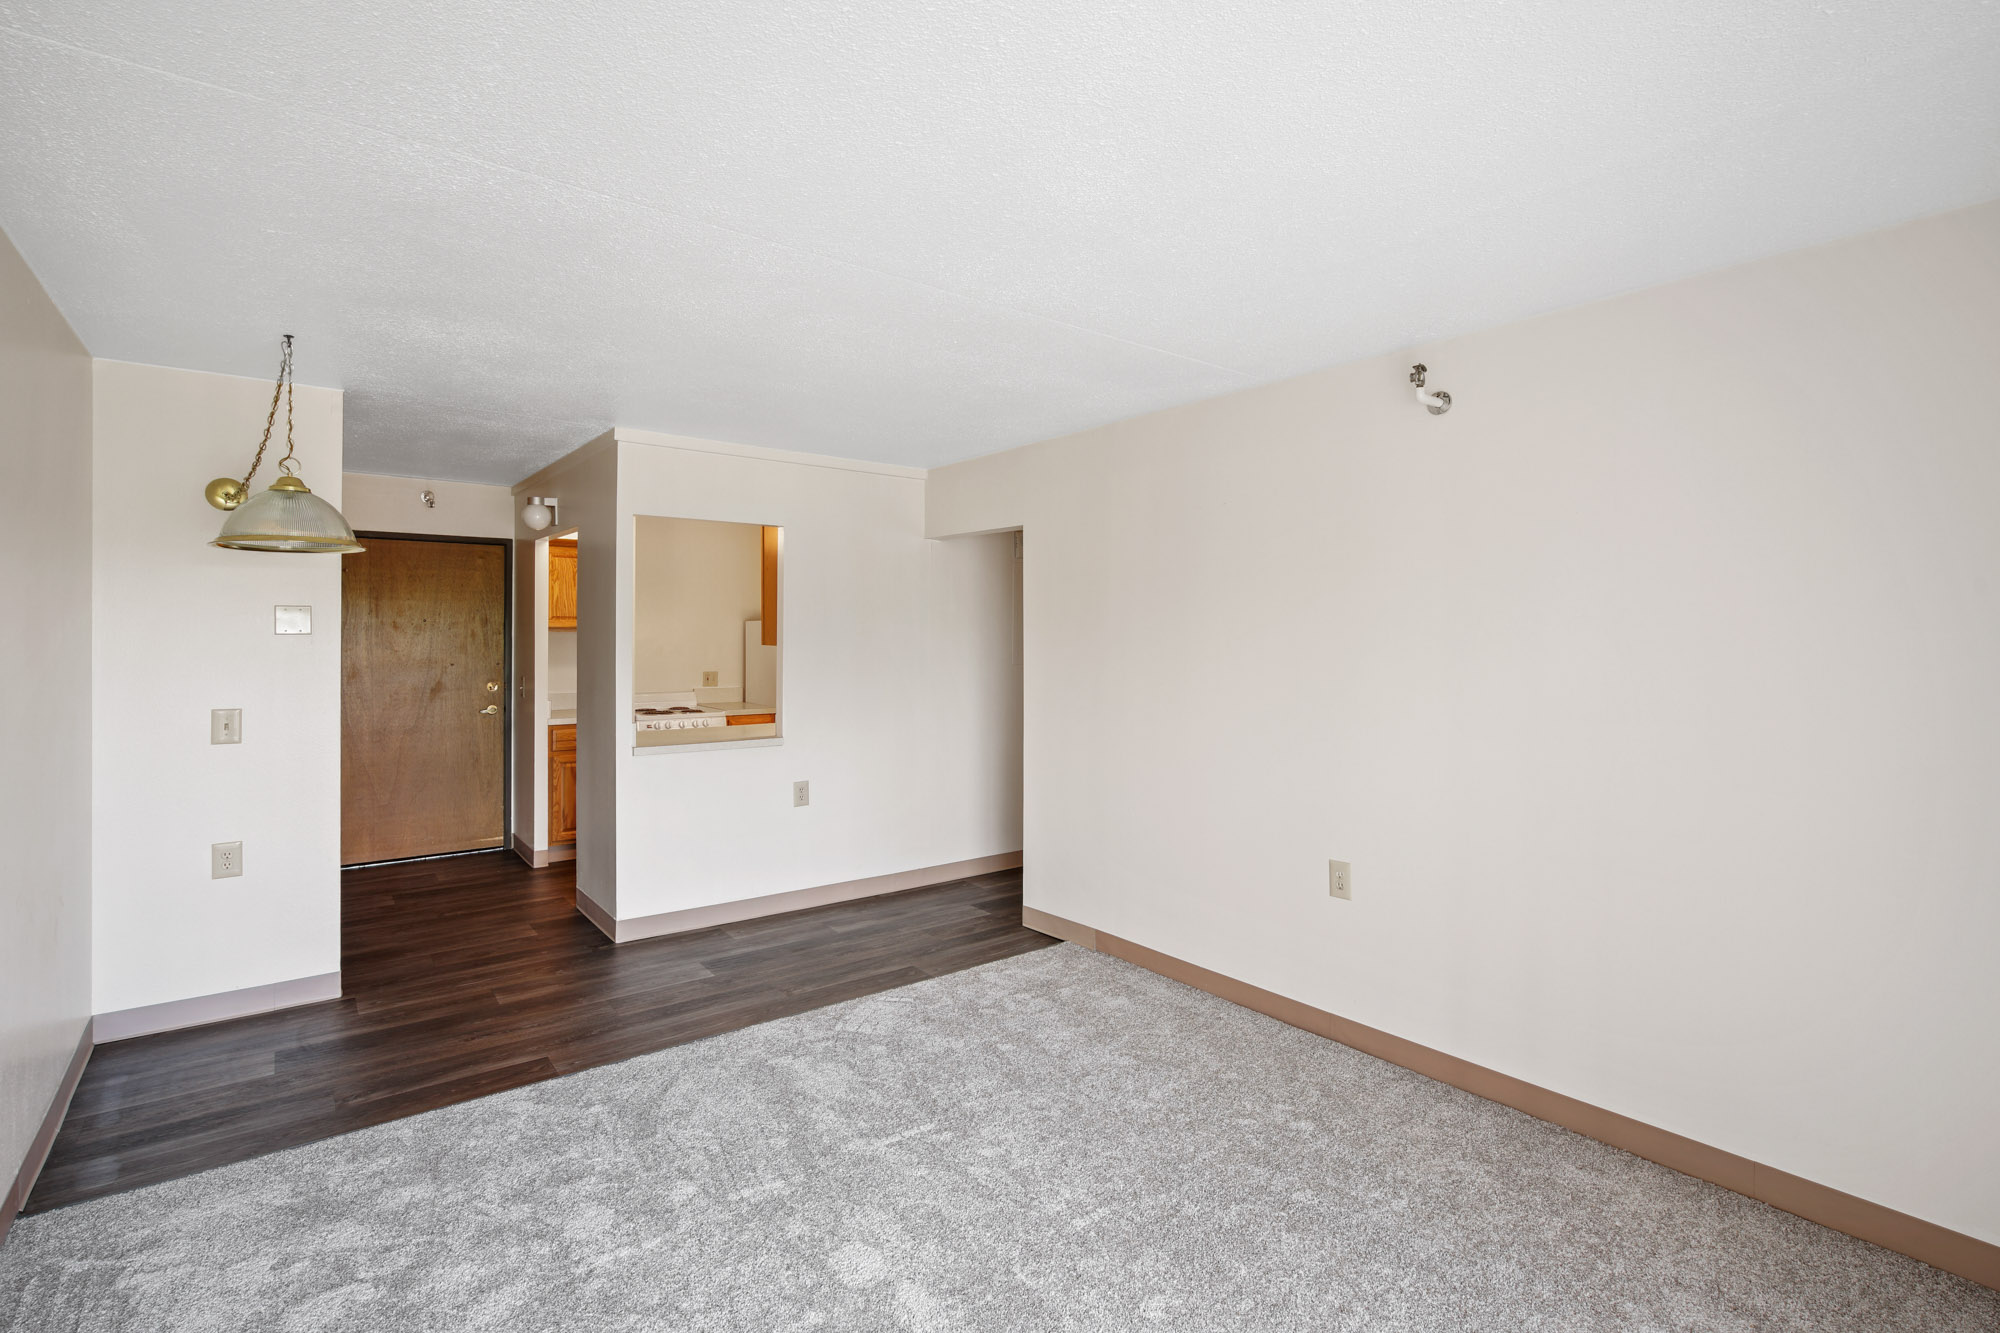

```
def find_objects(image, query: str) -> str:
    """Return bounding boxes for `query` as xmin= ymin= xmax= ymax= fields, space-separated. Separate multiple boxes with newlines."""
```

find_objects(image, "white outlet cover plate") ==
xmin=793 ymin=780 xmax=810 ymax=807
xmin=212 ymin=840 xmax=243 ymax=878
xmin=1329 ymin=859 xmax=1352 ymax=900
xmin=274 ymin=605 xmax=312 ymax=634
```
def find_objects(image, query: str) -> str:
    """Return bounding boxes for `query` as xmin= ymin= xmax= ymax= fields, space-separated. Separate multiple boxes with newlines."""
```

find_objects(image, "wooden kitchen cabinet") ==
xmin=548 ymin=538 xmax=578 ymax=630
xmin=549 ymin=723 xmax=577 ymax=845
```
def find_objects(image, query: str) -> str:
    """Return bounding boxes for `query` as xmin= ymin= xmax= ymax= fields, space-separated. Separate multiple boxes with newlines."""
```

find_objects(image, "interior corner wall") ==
xmin=341 ymin=472 xmax=516 ymax=540
xmin=91 ymin=360 xmax=344 ymax=1017
xmin=609 ymin=435 xmax=1021 ymax=922
xmin=925 ymin=199 xmax=2000 ymax=1245
xmin=0 ymin=228 xmax=93 ymax=1200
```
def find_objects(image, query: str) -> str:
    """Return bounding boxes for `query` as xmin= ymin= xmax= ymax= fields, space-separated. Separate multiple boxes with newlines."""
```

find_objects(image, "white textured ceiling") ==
xmin=2 ymin=2 xmax=1997 ymax=482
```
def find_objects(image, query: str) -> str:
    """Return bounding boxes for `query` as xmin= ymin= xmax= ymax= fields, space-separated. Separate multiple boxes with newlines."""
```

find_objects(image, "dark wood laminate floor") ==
xmin=28 ymin=854 xmax=1051 ymax=1214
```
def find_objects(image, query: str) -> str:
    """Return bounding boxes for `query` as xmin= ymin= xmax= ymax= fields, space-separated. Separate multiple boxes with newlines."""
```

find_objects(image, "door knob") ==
xmin=480 ymin=704 xmax=500 ymax=715
xmin=486 ymin=681 xmax=500 ymax=692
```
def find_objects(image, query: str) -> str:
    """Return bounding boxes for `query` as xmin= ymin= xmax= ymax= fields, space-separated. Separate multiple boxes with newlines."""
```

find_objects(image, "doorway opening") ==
xmin=544 ymin=533 xmax=579 ymax=853
xmin=339 ymin=533 xmax=511 ymax=866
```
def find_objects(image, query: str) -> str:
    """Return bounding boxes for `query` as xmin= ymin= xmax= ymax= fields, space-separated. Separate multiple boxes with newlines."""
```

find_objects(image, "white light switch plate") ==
xmin=211 ymin=708 xmax=241 ymax=744
xmin=274 ymin=605 xmax=312 ymax=634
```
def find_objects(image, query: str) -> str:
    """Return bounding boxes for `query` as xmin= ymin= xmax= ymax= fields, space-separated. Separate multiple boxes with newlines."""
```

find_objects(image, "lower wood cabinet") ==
xmin=549 ymin=724 xmax=577 ymax=845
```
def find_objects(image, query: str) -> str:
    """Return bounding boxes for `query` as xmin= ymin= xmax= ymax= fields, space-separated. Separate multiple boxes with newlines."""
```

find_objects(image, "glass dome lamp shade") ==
xmin=212 ymin=475 xmax=364 ymax=553
xmin=202 ymin=333 xmax=362 ymax=554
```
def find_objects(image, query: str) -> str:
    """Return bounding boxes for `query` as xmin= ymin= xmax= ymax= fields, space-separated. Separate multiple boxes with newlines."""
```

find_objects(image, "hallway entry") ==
xmin=341 ymin=535 xmax=508 ymax=864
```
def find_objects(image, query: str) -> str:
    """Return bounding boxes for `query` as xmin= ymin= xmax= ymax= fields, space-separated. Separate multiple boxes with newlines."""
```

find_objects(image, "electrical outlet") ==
xmin=211 ymin=708 xmax=242 ymax=744
xmin=1328 ymin=860 xmax=1352 ymax=900
xmin=702 ymin=671 xmax=719 ymax=688
xmin=212 ymin=841 xmax=243 ymax=879
xmin=793 ymin=780 xmax=810 ymax=807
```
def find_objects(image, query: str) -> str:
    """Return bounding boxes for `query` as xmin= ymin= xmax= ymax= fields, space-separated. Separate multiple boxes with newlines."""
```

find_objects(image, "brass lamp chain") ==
xmin=278 ymin=340 xmax=298 ymax=476
xmin=240 ymin=333 xmax=295 ymax=490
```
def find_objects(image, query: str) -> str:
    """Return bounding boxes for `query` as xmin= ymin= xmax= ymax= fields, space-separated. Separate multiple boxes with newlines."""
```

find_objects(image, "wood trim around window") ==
xmin=760 ymin=526 xmax=779 ymax=647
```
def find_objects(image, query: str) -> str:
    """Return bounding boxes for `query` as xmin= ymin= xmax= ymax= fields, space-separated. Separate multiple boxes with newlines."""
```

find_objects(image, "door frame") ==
xmin=346 ymin=530 xmax=516 ymax=866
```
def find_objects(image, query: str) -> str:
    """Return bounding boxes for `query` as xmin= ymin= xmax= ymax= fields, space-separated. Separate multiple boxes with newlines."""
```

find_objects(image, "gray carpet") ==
xmin=3 ymin=946 xmax=1994 ymax=1331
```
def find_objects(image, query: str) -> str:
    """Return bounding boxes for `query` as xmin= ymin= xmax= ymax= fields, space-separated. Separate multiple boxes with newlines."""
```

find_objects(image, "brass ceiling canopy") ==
xmin=205 ymin=335 xmax=363 ymax=554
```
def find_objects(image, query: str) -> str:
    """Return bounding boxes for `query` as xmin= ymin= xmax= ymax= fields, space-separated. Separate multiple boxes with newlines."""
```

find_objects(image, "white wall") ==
xmin=547 ymin=628 xmax=577 ymax=701
xmin=632 ymin=516 xmax=762 ymax=696
xmin=576 ymin=430 xmax=1022 ymax=922
xmin=92 ymin=360 xmax=344 ymax=1015
xmin=928 ymin=200 xmax=2000 ymax=1245
xmin=341 ymin=472 xmax=514 ymax=540
xmin=0 ymin=228 xmax=92 ymax=1200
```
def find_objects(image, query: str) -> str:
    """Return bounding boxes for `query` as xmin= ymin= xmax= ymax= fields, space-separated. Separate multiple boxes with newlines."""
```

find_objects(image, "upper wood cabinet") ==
xmin=548 ymin=538 xmax=578 ymax=630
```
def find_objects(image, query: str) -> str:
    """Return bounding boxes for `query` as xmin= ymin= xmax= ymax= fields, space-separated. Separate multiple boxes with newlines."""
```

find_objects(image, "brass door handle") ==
xmin=480 ymin=704 xmax=500 ymax=715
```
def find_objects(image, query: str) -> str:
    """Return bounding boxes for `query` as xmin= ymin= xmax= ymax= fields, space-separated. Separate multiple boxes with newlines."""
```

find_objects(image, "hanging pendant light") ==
xmin=204 ymin=334 xmax=363 ymax=554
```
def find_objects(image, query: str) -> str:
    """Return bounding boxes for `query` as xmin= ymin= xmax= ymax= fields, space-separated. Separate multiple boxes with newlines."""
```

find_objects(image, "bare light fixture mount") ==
xmin=204 ymin=335 xmax=363 ymax=553
xmin=1410 ymin=363 xmax=1452 ymax=415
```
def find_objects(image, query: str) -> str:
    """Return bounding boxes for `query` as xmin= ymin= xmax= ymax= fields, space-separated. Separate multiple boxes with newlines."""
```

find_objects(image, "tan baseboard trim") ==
xmin=511 ymin=835 xmax=577 ymax=869
xmin=1 ymin=1019 xmax=93 ymax=1245
xmin=574 ymin=887 xmax=617 ymax=941
xmin=95 ymin=973 xmax=343 ymax=1044
xmin=1030 ymin=908 xmax=1998 ymax=1293
xmin=1745 ymin=1161 xmax=2000 ymax=1292
xmin=1021 ymin=904 xmax=1096 ymax=949
xmin=601 ymin=852 xmax=1024 ymax=944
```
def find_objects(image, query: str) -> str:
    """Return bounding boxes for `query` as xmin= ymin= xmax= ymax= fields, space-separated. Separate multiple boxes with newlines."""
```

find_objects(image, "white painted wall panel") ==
xmin=609 ymin=433 xmax=1022 ymax=919
xmin=91 ymin=361 xmax=343 ymax=1015
xmin=927 ymin=201 xmax=2000 ymax=1243
xmin=340 ymin=472 xmax=515 ymax=539
xmin=0 ymin=226 xmax=92 ymax=1193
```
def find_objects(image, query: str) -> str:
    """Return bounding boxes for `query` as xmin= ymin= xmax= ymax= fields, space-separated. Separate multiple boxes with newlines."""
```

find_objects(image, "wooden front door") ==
xmin=341 ymin=537 xmax=507 ymax=865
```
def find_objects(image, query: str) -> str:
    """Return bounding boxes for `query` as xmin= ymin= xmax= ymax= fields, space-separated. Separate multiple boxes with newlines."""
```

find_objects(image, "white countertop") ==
xmin=548 ymin=702 xmax=774 ymax=727
xmin=637 ymin=702 xmax=774 ymax=717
